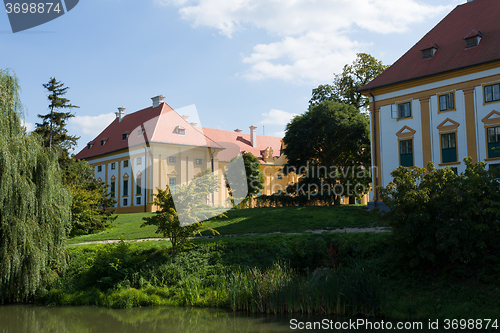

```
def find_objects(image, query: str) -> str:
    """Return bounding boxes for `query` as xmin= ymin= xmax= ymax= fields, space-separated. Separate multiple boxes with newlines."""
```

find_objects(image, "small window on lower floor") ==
xmin=195 ymin=158 xmax=202 ymax=165
xmin=487 ymin=126 xmax=500 ymax=158
xmin=123 ymin=198 xmax=128 ymax=206
xmin=441 ymin=132 xmax=457 ymax=163
xmin=169 ymin=177 xmax=176 ymax=192
xmin=111 ymin=162 xmax=116 ymax=170
xmin=97 ymin=165 xmax=102 ymax=172
xmin=277 ymin=174 xmax=283 ymax=179
xmin=136 ymin=197 xmax=141 ymax=205
xmin=489 ymin=163 xmax=500 ymax=177
xmin=399 ymin=139 xmax=413 ymax=167
xmin=340 ymin=196 xmax=345 ymax=203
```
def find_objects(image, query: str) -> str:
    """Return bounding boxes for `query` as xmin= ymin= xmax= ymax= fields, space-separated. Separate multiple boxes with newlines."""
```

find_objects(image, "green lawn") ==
xmin=67 ymin=205 xmax=386 ymax=244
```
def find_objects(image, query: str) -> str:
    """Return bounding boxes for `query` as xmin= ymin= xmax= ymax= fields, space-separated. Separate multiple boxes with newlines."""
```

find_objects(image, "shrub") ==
xmin=379 ymin=158 xmax=500 ymax=267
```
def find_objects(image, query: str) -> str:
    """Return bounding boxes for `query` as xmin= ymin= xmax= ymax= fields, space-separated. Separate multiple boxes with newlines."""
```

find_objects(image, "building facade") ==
xmin=359 ymin=0 xmax=500 ymax=207
xmin=74 ymin=95 xmax=296 ymax=213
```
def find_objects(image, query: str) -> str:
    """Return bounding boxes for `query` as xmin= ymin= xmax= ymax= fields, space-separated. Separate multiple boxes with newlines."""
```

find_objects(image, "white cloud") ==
xmin=260 ymin=109 xmax=297 ymax=126
xmin=21 ymin=120 xmax=34 ymax=132
xmin=272 ymin=130 xmax=285 ymax=138
xmin=157 ymin=0 xmax=453 ymax=82
xmin=68 ymin=113 xmax=116 ymax=137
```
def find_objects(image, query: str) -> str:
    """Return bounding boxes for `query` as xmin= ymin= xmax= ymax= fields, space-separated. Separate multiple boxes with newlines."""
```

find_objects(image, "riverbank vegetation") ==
xmin=38 ymin=229 xmax=500 ymax=320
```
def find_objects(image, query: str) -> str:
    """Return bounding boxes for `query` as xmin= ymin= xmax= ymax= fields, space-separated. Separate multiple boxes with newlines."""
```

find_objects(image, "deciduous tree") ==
xmin=0 ymin=69 xmax=71 ymax=302
xmin=283 ymin=101 xmax=371 ymax=204
xmin=309 ymin=53 xmax=387 ymax=110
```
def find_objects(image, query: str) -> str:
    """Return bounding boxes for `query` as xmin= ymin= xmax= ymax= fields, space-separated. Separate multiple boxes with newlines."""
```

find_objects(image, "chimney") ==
xmin=234 ymin=129 xmax=242 ymax=133
xmin=181 ymin=115 xmax=190 ymax=121
xmin=151 ymin=95 xmax=165 ymax=108
xmin=117 ymin=107 xmax=126 ymax=122
xmin=190 ymin=122 xmax=197 ymax=127
xmin=250 ymin=125 xmax=257 ymax=147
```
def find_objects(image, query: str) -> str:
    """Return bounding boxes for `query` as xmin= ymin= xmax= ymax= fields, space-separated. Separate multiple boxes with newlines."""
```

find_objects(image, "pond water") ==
xmin=0 ymin=305 xmax=478 ymax=333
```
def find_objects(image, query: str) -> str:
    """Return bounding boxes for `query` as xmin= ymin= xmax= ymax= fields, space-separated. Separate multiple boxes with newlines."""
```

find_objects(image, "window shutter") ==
xmin=391 ymin=105 xmax=398 ymax=119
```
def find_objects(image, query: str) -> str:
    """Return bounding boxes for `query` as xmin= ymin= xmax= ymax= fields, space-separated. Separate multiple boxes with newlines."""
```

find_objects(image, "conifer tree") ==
xmin=34 ymin=77 xmax=79 ymax=153
xmin=0 ymin=69 xmax=71 ymax=302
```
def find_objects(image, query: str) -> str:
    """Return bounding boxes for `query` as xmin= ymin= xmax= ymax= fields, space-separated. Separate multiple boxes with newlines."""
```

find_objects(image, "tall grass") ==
xmin=221 ymin=262 xmax=382 ymax=316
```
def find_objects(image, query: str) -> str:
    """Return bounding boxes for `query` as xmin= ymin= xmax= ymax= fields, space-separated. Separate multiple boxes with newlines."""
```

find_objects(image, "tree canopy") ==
xmin=283 ymin=101 xmax=371 ymax=203
xmin=309 ymin=53 xmax=387 ymax=110
xmin=0 ymin=69 xmax=71 ymax=302
xmin=34 ymin=77 xmax=79 ymax=154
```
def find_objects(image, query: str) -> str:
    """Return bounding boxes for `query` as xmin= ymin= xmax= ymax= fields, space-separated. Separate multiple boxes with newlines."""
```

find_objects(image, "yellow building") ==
xmin=74 ymin=95 xmax=295 ymax=213
xmin=359 ymin=0 xmax=500 ymax=208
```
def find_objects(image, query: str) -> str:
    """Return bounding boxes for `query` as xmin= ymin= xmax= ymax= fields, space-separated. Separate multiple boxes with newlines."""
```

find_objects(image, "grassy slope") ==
xmin=67 ymin=205 xmax=385 ymax=244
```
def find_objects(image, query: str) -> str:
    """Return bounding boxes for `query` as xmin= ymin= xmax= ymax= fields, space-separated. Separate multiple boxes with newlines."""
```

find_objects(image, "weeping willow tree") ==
xmin=0 ymin=69 xmax=72 ymax=303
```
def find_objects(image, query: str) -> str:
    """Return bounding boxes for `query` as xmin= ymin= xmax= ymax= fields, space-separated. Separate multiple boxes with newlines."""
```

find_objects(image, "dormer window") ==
xmin=87 ymin=143 xmax=94 ymax=149
xmin=464 ymin=30 xmax=483 ymax=49
xmin=101 ymin=138 xmax=108 ymax=146
xmin=122 ymin=131 xmax=130 ymax=141
xmin=421 ymin=44 xmax=438 ymax=60
xmin=175 ymin=126 xmax=186 ymax=135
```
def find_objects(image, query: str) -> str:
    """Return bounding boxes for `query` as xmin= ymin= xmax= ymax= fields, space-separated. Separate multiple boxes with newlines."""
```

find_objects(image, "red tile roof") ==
xmin=74 ymin=103 xmax=223 ymax=160
xmin=199 ymin=127 xmax=283 ymax=163
xmin=74 ymin=103 xmax=283 ymax=164
xmin=360 ymin=0 xmax=500 ymax=92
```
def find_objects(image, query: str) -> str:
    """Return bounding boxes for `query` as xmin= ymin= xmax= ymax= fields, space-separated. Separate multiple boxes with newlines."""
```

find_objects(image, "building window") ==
xmin=485 ymin=83 xmax=500 ymax=103
xmin=340 ymin=196 xmax=345 ymax=203
xmin=110 ymin=181 xmax=115 ymax=198
xmin=169 ymin=156 xmax=177 ymax=163
xmin=355 ymin=198 xmax=361 ymax=204
xmin=123 ymin=160 xmax=129 ymax=168
xmin=87 ymin=143 xmax=93 ymax=149
xmin=398 ymin=102 xmax=411 ymax=119
xmin=123 ymin=198 xmax=128 ymax=206
xmin=122 ymin=133 xmax=129 ymax=141
xmin=277 ymin=174 xmax=283 ymax=180
xmin=195 ymin=158 xmax=202 ymax=165
xmin=465 ymin=36 xmax=481 ymax=49
xmin=422 ymin=47 xmax=437 ymax=60
xmin=177 ymin=128 xmax=185 ymax=135
xmin=441 ymin=133 xmax=457 ymax=163
xmin=169 ymin=177 xmax=176 ymax=192
xmin=101 ymin=140 xmax=107 ymax=146
xmin=439 ymin=92 xmax=455 ymax=111
xmin=450 ymin=167 xmax=458 ymax=175
xmin=111 ymin=162 xmax=116 ymax=170
xmin=136 ymin=157 xmax=142 ymax=165
xmin=123 ymin=180 xmax=128 ymax=196
xmin=138 ymin=129 xmax=145 ymax=136
xmin=97 ymin=165 xmax=102 ymax=172
xmin=399 ymin=139 xmax=413 ymax=167
xmin=487 ymin=126 xmax=500 ymax=158
xmin=136 ymin=177 xmax=142 ymax=195
xmin=136 ymin=197 xmax=142 ymax=205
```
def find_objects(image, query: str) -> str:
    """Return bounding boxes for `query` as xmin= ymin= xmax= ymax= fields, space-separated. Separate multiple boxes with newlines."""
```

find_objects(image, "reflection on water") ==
xmin=0 ymin=305 xmax=478 ymax=333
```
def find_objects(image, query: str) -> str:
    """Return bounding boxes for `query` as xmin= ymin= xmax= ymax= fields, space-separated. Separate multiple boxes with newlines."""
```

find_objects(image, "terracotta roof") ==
xmin=74 ymin=103 xmax=283 ymax=163
xmin=199 ymin=127 xmax=283 ymax=163
xmin=74 ymin=103 xmax=223 ymax=160
xmin=360 ymin=0 xmax=500 ymax=92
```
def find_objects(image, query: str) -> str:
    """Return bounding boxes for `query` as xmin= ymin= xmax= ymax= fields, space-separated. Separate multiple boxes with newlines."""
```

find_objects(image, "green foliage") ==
xmin=0 ymin=69 xmax=72 ymax=302
xmin=34 ymin=77 xmax=79 ymax=153
xmin=283 ymin=101 xmax=371 ymax=203
xmin=225 ymin=152 xmax=264 ymax=206
xmin=66 ymin=160 xmax=117 ymax=237
xmin=379 ymin=158 xmax=500 ymax=267
xmin=141 ymin=171 xmax=220 ymax=257
xmin=309 ymin=53 xmax=387 ymax=110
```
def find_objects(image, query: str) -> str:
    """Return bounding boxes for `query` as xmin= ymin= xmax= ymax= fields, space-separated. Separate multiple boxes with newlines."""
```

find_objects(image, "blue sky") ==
xmin=1 ymin=0 xmax=463 ymax=154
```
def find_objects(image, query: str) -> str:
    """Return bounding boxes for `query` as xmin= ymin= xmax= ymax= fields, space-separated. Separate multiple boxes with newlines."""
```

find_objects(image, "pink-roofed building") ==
xmin=359 ymin=0 xmax=500 ymax=208
xmin=74 ymin=95 xmax=297 ymax=213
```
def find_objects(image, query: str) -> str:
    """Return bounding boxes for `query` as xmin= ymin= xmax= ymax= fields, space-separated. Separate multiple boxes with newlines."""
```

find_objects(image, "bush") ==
xmin=379 ymin=158 xmax=500 ymax=267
